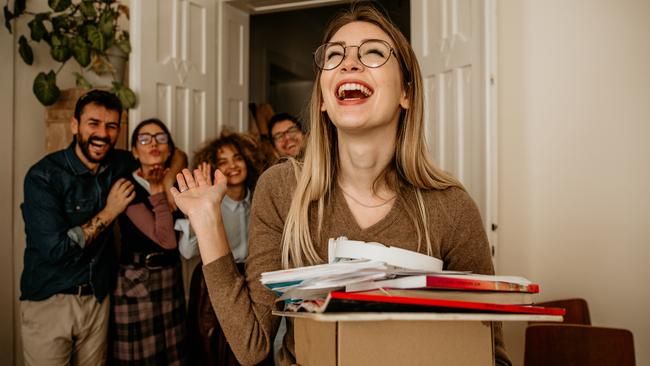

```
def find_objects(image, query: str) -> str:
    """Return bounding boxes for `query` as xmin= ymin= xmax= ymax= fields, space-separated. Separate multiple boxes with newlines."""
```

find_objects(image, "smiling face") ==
xmin=271 ymin=119 xmax=305 ymax=157
xmin=132 ymin=123 xmax=170 ymax=168
xmin=319 ymin=21 xmax=409 ymax=133
xmin=70 ymin=102 xmax=120 ymax=170
xmin=216 ymin=144 xmax=248 ymax=188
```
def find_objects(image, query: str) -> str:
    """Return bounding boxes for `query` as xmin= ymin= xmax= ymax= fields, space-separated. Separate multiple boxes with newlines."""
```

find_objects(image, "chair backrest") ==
xmin=524 ymin=324 xmax=635 ymax=366
xmin=533 ymin=298 xmax=591 ymax=325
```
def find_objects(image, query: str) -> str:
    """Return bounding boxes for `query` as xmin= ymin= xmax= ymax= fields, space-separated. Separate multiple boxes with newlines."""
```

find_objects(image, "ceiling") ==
xmin=225 ymin=0 xmax=349 ymax=14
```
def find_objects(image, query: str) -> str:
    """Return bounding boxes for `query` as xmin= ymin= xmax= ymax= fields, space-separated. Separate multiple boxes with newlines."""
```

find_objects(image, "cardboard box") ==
xmin=289 ymin=313 xmax=494 ymax=366
xmin=277 ymin=311 xmax=562 ymax=366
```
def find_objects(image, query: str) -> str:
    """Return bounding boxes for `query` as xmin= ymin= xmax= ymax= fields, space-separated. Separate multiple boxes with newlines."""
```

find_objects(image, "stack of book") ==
xmin=261 ymin=238 xmax=565 ymax=316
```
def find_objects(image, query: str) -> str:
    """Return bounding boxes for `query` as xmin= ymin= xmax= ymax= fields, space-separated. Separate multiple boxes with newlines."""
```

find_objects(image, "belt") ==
xmin=59 ymin=283 xmax=93 ymax=296
xmin=128 ymin=252 xmax=179 ymax=270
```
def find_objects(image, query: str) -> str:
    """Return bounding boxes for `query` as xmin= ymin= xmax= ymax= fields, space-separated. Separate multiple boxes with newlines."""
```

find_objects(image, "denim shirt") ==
xmin=20 ymin=142 xmax=133 ymax=302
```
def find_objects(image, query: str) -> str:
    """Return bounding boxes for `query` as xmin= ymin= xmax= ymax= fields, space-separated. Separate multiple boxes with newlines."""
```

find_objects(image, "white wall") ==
xmin=497 ymin=0 xmax=650 ymax=365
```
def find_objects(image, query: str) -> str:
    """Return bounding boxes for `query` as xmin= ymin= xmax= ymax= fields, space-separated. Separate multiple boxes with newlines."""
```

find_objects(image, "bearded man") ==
xmin=19 ymin=90 xmax=136 ymax=365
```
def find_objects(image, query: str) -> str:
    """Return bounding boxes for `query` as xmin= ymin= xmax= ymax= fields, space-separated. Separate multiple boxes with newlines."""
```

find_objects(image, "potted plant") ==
xmin=3 ymin=0 xmax=136 ymax=108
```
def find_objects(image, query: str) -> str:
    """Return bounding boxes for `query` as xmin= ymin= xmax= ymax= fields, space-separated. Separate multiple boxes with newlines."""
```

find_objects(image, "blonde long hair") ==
xmin=281 ymin=4 xmax=463 ymax=268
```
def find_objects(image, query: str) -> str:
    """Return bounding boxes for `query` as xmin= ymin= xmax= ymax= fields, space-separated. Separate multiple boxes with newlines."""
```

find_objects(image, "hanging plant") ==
xmin=4 ymin=0 xmax=136 ymax=108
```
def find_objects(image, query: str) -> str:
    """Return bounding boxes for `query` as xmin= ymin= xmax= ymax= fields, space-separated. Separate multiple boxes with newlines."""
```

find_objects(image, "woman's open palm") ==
xmin=170 ymin=168 xmax=227 ymax=218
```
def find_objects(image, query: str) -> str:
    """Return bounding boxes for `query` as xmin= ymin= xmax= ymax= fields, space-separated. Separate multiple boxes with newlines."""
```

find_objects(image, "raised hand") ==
xmin=170 ymin=168 xmax=227 ymax=219
xmin=199 ymin=162 xmax=213 ymax=186
xmin=170 ymin=168 xmax=231 ymax=263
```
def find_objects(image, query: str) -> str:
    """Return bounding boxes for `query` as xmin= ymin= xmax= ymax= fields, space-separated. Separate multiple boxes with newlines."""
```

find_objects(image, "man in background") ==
xmin=267 ymin=113 xmax=306 ymax=158
xmin=20 ymin=90 xmax=134 ymax=365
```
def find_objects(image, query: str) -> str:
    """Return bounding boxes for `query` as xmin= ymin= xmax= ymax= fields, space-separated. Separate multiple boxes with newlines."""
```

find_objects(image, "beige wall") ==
xmin=497 ymin=0 xmax=650 ymax=365
xmin=0 ymin=15 xmax=16 ymax=366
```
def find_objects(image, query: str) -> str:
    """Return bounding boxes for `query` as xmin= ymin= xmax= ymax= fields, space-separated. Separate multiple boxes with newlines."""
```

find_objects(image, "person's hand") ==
xmin=171 ymin=168 xmax=227 ymax=219
xmin=171 ymin=168 xmax=231 ymax=263
xmin=105 ymin=178 xmax=136 ymax=218
xmin=198 ymin=162 xmax=213 ymax=185
xmin=138 ymin=165 xmax=169 ymax=194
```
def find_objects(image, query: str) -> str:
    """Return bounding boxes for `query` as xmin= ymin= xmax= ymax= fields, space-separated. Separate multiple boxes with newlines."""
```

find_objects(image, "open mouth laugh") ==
xmin=336 ymin=82 xmax=374 ymax=101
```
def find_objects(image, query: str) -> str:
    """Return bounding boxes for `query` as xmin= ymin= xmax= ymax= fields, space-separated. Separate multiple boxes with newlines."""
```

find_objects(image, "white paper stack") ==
xmin=261 ymin=237 xmax=453 ymax=302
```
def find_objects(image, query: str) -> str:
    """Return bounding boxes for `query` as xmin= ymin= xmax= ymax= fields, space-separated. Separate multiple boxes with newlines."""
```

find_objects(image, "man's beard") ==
xmin=77 ymin=135 xmax=114 ymax=164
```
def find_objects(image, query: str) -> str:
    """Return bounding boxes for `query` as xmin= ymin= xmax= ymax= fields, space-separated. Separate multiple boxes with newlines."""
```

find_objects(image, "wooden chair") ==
xmin=532 ymin=298 xmax=591 ymax=325
xmin=524 ymin=324 xmax=635 ymax=366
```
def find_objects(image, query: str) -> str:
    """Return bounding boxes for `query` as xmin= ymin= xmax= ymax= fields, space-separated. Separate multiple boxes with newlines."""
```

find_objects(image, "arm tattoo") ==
xmin=81 ymin=215 xmax=109 ymax=245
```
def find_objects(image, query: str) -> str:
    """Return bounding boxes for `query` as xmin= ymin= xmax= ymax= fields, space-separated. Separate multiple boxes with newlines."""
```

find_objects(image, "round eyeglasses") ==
xmin=137 ymin=132 xmax=169 ymax=145
xmin=272 ymin=125 xmax=301 ymax=143
xmin=313 ymin=39 xmax=395 ymax=70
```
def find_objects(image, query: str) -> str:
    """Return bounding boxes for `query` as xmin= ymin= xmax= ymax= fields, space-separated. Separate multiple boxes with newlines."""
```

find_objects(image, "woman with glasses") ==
xmin=109 ymin=118 xmax=188 ymax=365
xmin=172 ymin=4 xmax=510 ymax=366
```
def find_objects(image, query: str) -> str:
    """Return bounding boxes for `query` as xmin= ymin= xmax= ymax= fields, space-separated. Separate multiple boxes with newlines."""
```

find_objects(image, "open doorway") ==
xmin=249 ymin=1 xmax=410 ymax=130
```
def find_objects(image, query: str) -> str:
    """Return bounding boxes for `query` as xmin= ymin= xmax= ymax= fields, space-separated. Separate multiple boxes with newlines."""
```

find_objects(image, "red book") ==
xmin=317 ymin=291 xmax=564 ymax=315
xmin=345 ymin=274 xmax=540 ymax=293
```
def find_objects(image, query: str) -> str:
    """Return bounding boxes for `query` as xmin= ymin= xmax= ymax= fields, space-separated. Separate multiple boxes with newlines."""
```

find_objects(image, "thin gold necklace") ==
xmin=339 ymin=185 xmax=396 ymax=209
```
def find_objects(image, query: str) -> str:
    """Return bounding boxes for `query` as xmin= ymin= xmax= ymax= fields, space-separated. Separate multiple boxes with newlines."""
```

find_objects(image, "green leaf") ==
xmin=50 ymin=33 xmax=64 ymax=48
xmin=33 ymin=71 xmax=61 ymax=106
xmin=3 ymin=6 xmax=14 ymax=33
xmin=74 ymin=72 xmax=92 ymax=89
xmin=28 ymin=17 xmax=48 ymax=42
xmin=34 ymin=12 xmax=51 ymax=22
xmin=51 ymin=15 xmax=70 ymax=31
xmin=18 ymin=36 xmax=34 ymax=65
xmin=85 ymin=25 xmax=105 ymax=51
xmin=52 ymin=46 xmax=71 ymax=62
xmin=13 ymin=0 xmax=26 ymax=17
xmin=71 ymin=36 xmax=91 ymax=67
xmin=51 ymin=46 xmax=71 ymax=62
xmin=79 ymin=1 xmax=97 ymax=18
xmin=99 ymin=9 xmax=115 ymax=37
xmin=48 ymin=0 xmax=71 ymax=12
xmin=50 ymin=34 xmax=71 ymax=62
xmin=111 ymin=82 xmax=136 ymax=109
xmin=115 ymin=37 xmax=131 ymax=54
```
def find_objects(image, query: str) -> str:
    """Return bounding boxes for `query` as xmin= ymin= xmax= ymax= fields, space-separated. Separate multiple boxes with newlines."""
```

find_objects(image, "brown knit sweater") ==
xmin=203 ymin=162 xmax=511 ymax=366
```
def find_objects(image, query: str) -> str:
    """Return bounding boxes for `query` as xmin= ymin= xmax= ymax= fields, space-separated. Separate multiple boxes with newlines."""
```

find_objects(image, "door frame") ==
xmin=228 ymin=0 xmax=498 ymax=262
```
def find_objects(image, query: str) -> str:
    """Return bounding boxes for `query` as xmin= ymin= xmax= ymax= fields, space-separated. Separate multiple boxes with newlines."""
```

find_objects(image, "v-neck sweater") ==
xmin=203 ymin=162 xmax=511 ymax=365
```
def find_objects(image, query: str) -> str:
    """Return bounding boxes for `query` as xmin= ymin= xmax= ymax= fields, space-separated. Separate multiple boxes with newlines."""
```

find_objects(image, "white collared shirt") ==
xmin=220 ymin=189 xmax=251 ymax=263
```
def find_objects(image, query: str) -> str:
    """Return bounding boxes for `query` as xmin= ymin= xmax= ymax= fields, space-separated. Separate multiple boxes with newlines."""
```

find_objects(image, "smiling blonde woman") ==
xmin=171 ymin=4 xmax=510 ymax=366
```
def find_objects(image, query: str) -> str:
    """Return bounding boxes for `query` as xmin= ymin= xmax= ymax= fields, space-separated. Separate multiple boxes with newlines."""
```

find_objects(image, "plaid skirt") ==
xmin=109 ymin=261 xmax=187 ymax=365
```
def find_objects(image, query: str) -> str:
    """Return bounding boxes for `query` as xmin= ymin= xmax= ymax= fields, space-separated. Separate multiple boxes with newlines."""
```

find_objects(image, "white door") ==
xmin=129 ymin=0 xmax=217 ymax=159
xmin=411 ymin=0 xmax=497 ymax=257
xmin=217 ymin=2 xmax=249 ymax=132
xmin=130 ymin=0 xmax=217 ymax=293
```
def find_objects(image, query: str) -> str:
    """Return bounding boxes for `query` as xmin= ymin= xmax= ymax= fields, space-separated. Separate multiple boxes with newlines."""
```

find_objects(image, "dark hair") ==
xmin=74 ymin=89 xmax=123 ymax=122
xmin=130 ymin=118 xmax=176 ymax=167
xmin=267 ymin=113 xmax=303 ymax=142
xmin=192 ymin=132 xmax=270 ymax=192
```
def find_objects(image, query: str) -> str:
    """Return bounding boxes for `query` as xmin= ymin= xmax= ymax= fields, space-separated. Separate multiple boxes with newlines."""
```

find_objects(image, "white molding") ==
xmin=484 ymin=0 xmax=499 ymax=266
